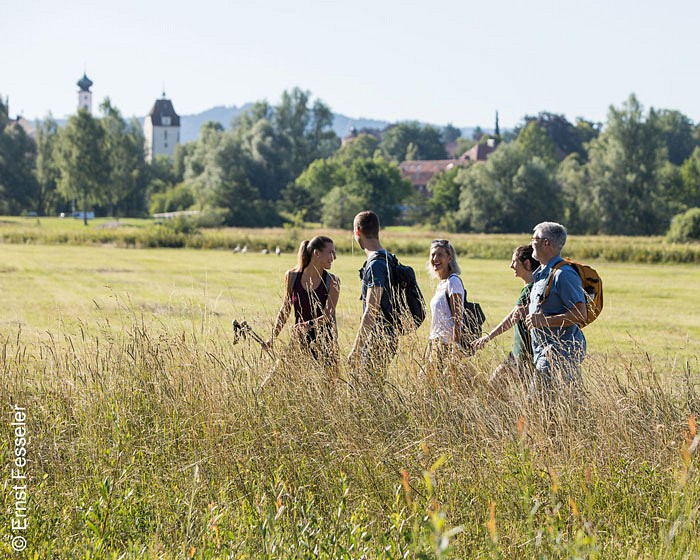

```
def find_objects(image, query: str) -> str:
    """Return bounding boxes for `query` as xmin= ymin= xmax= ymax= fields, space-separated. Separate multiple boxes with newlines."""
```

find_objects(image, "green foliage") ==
xmin=456 ymin=141 xmax=562 ymax=233
xmin=321 ymin=186 xmax=365 ymax=228
xmin=0 ymin=96 xmax=38 ymax=214
xmin=380 ymin=121 xmax=447 ymax=161
xmin=557 ymin=154 xmax=598 ymax=234
xmin=442 ymin=123 xmax=462 ymax=144
xmin=290 ymin=158 xmax=347 ymax=221
xmin=334 ymin=133 xmax=381 ymax=164
xmin=55 ymin=109 xmax=109 ymax=224
xmin=182 ymin=89 xmax=340 ymax=227
xmin=587 ymin=95 xmax=669 ymax=235
xmin=148 ymin=182 xmax=195 ymax=214
xmin=518 ymin=112 xmax=599 ymax=160
xmin=666 ymin=207 xmax=700 ymax=243
xmin=426 ymin=166 xmax=462 ymax=229
xmin=680 ymin=147 xmax=700 ymax=209
xmin=657 ymin=109 xmax=697 ymax=166
xmin=515 ymin=121 xmax=559 ymax=168
xmin=100 ymin=99 xmax=149 ymax=217
xmin=34 ymin=115 xmax=61 ymax=215
xmin=347 ymin=158 xmax=412 ymax=224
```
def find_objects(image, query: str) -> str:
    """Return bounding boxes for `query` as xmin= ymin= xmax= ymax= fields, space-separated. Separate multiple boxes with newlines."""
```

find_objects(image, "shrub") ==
xmin=666 ymin=208 xmax=700 ymax=243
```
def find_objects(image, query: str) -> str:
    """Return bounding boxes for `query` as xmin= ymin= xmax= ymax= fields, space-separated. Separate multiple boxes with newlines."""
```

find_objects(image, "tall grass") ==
xmin=1 ymin=304 xmax=698 ymax=558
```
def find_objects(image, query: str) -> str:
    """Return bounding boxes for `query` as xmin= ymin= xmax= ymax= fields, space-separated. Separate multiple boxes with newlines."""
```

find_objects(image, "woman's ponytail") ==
xmin=296 ymin=240 xmax=312 ymax=272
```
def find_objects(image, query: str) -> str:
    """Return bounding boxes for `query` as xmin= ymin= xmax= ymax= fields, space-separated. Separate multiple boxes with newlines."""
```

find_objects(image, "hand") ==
xmin=472 ymin=335 xmax=490 ymax=351
xmin=526 ymin=312 xmax=546 ymax=329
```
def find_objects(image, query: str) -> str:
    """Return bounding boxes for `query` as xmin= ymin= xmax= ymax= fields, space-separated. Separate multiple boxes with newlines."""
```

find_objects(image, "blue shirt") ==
xmin=360 ymin=250 xmax=395 ymax=333
xmin=528 ymin=256 xmax=586 ymax=371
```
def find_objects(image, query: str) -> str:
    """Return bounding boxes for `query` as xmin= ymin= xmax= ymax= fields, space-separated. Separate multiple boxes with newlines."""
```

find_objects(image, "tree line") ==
xmin=2 ymin=89 xmax=700 ymax=236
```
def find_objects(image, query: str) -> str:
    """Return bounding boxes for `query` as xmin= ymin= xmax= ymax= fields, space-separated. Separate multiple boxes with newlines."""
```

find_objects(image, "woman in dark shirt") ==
xmin=265 ymin=236 xmax=340 ymax=371
xmin=472 ymin=245 xmax=539 ymax=377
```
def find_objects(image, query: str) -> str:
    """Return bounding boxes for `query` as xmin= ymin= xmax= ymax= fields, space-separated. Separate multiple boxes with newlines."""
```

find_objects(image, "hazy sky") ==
xmin=3 ymin=0 xmax=699 ymax=129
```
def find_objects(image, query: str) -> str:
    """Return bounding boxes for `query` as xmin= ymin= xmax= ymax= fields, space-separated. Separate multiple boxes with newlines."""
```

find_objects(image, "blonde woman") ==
xmin=426 ymin=239 xmax=466 ymax=377
xmin=264 ymin=236 xmax=340 ymax=371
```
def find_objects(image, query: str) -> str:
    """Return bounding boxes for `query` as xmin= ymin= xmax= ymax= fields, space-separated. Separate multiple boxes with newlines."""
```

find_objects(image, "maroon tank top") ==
xmin=291 ymin=270 xmax=329 ymax=324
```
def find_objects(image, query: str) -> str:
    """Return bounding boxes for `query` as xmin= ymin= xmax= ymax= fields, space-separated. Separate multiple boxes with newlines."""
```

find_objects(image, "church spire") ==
xmin=77 ymin=72 xmax=93 ymax=113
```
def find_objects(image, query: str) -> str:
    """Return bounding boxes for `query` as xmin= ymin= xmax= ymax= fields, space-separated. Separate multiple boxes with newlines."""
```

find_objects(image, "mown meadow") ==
xmin=0 ymin=218 xmax=698 ymax=558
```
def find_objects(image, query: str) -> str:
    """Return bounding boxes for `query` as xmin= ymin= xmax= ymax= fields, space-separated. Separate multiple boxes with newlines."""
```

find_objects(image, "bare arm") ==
xmin=449 ymin=292 xmax=463 ymax=346
xmin=526 ymin=301 xmax=587 ymax=329
xmin=473 ymin=304 xmax=526 ymax=350
xmin=265 ymin=270 xmax=293 ymax=347
xmin=348 ymin=285 xmax=382 ymax=365
xmin=323 ymin=275 xmax=340 ymax=334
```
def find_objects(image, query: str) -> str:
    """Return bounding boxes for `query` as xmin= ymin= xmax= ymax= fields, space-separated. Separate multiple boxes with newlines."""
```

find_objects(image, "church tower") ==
xmin=77 ymin=73 xmax=93 ymax=113
xmin=144 ymin=93 xmax=180 ymax=163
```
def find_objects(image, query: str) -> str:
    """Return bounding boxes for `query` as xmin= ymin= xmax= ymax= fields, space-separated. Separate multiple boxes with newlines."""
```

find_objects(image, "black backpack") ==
xmin=389 ymin=255 xmax=427 ymax=334
xmin=361 ymin=252 xmax=426 ymax=335
xmin=445 ymin=274 xmax=485 ymax=352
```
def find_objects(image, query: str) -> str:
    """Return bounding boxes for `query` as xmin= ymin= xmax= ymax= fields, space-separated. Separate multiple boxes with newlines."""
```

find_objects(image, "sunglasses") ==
xmin=431 ymin=239 xmax=449 ymax=246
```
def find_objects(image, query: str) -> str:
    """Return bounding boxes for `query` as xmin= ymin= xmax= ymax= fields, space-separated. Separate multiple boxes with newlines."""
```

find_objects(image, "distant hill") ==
xmin=176 ymin=104 xmax=399 ymax=143
xmin=56 ymin=105 xmax=479 ymax=143
xmin=174 ymin=106 xmax=472 ymax=144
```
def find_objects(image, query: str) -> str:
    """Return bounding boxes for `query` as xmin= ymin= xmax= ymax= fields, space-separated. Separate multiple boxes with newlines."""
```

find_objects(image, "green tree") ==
xmin=344 ymin=158 xmax=412 ymax=225
xmin=286 ymin=158 xmax=347 ymax=221
xmin=231 ymin=89 xmax=340 ymax=202
xmin=321 ymin=186 xmax=365 ymax=229
xmin=442 ymin=123 xmax=462 ymax=144
xmin=679 ymin=147 xmax=700 ymax=209
xmin=518 ymin=112 xmax=585 ymax=159
xmin=100 ymin=99 xmax=148 ymax=216
xmin=657 ymin=109 xmax=696 ymax=166
xmin=556 ymin=154 xmax=598 ymax=233
xmin=666 ymin=207 xmax=700 ymax=242
xmin=34 ymin=115 xmax=60 ymax=215
xmin=0 ymin=97 xmax=38 ymax=214
xmin=334 ymin=133 xmax=380 ymax=164
xmin=456 ymin=141 xmax=562 ymax=233
xmin=426 ymin=165 xmax=463 ymax=229
xmin=587 ymin=94 xmax=668 ymax=234
xmin=515 ymin=121 xmax=559 ymax=167
xmin=574 ymin=118 xmax=601 ymax=153
xmin=379 ymin=122 xmax=447 ymax=161
xmin=149 ymin=182 xmax=195 ymax=214
xmin=56 ymin=110 xmax=109 ymax=224
xmin=185 ymin=121 xmax=226 ymax=209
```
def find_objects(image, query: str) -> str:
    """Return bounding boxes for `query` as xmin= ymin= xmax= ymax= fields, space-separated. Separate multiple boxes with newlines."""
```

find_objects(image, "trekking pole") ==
xmin=232 ymin=319 xmax=283 ymax=393
xmin=231 ymin=319 xmax=274 ymax=358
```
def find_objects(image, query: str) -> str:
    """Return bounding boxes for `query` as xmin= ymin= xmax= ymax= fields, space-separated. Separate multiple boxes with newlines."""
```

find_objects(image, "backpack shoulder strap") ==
xmin=543 ymin=260 xmax=568 ymax=299
xmin=444 ymin=274 xmax=465 ymax=314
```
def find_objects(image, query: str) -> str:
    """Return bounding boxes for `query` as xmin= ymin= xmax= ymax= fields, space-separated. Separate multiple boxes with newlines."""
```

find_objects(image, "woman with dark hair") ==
xmin=472 ymin=244 xmax=539 ymax=375
xmin=264 ymin=236 xmax=340 ymax=371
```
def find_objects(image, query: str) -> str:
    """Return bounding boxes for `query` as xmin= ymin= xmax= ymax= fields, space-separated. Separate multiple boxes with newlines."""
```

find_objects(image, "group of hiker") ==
xmin=262 ymin=210 xmax=591 ymax=390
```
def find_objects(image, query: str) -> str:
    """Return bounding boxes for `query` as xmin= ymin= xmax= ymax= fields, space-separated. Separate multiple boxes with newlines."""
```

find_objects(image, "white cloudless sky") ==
xmin=3 ymin=0 xmax=699 ymax=129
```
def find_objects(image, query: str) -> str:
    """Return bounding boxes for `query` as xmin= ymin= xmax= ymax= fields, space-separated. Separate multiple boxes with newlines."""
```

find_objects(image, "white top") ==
xmin=429 ymin=274 xmax=465 ymax=342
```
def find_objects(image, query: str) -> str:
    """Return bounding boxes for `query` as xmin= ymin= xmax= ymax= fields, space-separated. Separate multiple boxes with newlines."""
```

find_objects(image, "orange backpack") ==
xmin=544 ymin=258 xmax=603 ymax=327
